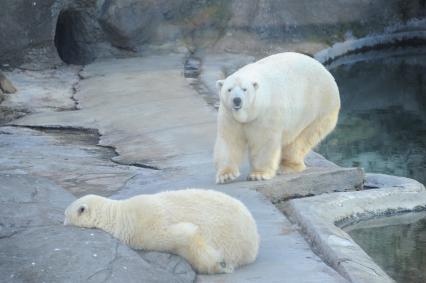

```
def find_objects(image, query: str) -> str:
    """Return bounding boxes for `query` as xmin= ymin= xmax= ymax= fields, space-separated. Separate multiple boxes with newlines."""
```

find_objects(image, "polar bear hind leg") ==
xmin=280 ymin=108 xmax=339 ymax=174
xmin=168 ymin=222 xmax=233 ymax=274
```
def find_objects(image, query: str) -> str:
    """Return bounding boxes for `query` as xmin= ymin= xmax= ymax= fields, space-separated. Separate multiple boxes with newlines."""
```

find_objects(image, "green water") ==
xmin=318 ymin=53 xmax=426 ymax=185
xmin=345 ymin=212 xmax=426 ymax=283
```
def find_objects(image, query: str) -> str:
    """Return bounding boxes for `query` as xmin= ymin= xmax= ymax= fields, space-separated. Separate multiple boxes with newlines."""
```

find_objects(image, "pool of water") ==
xmin=318 ymin=51 xmax=426 ymax=185
xmin=344 ymin=212 xmax=426 ymax=283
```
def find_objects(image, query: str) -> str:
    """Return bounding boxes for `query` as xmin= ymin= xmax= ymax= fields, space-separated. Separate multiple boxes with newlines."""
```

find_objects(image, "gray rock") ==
xmin=0 ymin=71 xmax=17 ymax=94
xmin=0 ymin=0 xmax=116 ymax=67
xmin=2 ymin=0 xmax=425 ymax=68
xmin=0 ymin=173 xmax=196 ymax=283
xmin=0 ymin=0 xmax=62 ymax=68
xmin=54 ymin=7 xmax=107 ymax=65
xmin=0 ymin=173 xmax=75 ymax=238
xmin=0 ymin=126 xmax=153 ymax=197
xmin=98 ymin=0 xmax=161 ymax=50
xmin=255 ymin=164 xmax=364 ymax=203
xmin=184 ymin=56 xmax=202 ymax=78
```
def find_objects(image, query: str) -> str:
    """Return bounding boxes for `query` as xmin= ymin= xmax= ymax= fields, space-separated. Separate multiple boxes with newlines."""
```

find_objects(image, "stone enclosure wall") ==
xmin=0 ymin=0 xmax=425 ymax=68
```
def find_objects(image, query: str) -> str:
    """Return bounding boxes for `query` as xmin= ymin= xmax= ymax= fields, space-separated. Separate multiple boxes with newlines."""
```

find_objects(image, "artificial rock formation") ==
xmin=0 ymin=0 xmax=425 ymax=68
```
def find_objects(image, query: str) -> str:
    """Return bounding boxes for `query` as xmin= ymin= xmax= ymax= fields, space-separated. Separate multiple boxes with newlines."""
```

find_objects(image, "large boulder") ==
xmin=0 ymin=0 xmax=62 ymax=68
xmin=0 ymin=0 xmax=105 ymax=68
xmin=98 ymin=0 xmax=161 ymax=50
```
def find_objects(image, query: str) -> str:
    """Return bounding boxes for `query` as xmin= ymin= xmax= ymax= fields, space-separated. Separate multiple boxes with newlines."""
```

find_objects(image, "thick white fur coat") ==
xmin=215 ymin=52 xmax=340 ymax=183
xmin=64 ymin=189 xmax=260 ymax=274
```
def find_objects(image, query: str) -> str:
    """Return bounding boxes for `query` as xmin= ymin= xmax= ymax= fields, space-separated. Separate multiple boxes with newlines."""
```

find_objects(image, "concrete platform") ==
xmin=0 ymin=54 xmax=368 ymax=282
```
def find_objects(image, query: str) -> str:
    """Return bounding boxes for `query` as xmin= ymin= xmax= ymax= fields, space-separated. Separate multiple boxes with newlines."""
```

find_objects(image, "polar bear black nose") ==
xmin=233 ymin=97 xmax=242 ymax=106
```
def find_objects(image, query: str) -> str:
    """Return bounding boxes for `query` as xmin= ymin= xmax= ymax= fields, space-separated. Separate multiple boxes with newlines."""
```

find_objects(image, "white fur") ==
xmin=215 ymin=52 xmax=340 ymax=183
xmin=64 ymin=189 xmax=260 ymax=274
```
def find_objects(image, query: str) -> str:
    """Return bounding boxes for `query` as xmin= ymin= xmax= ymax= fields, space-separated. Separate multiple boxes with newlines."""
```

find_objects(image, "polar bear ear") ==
xmin=216 ymin=80 xmax=224 ymax=91
xmin=252 ymin=82 xmax=259 ymax=90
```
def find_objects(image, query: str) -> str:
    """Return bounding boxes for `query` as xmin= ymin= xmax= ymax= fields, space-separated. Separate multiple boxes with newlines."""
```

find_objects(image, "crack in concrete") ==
xmin=116 ymin=173 xmax=139 ymax=192
xmin=69 ymin=67 xmax=84 ymax=111
xmin=30 ymin=187 xmax=39 ymax=201
xmin=337 ymin=258 xmax=383 ymax=278
xmin=86 ymin=241 xmax=119 ymax=282
xmin=0 ymin=230 xmax=18 ymax=239
xmin=0 ymin=224 xmax=61 ymax=240
xmin=8 ymin=125 xmax=161 ymax=171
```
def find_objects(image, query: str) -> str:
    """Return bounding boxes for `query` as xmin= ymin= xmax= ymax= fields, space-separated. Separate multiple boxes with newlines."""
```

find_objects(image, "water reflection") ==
xmin=345 ymin=212 xmax=426 ymax=283
xmin=318 ymin=52 xmax=426 ymax=184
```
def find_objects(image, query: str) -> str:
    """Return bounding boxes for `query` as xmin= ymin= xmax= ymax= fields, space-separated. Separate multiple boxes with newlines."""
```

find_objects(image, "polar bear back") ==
xmin=128 ymin=189 xmax=259 ymax=266
xmin=230 ymin=52 xmax=340 ymax=133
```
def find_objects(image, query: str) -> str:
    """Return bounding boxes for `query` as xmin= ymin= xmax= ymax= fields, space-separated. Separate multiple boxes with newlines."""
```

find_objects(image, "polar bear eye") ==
xmin=242 ymin=88 xmax=247 ymax=92
xmin=78 ymin=206 xmax=85 ymax=215
xmin=227 ymin=88 xmax=232 ymax=92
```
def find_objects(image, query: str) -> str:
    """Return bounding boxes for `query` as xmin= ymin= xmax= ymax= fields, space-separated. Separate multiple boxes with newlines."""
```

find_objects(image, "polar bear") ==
xmin=214 ymin=52 xmax=340 ymax=183
xmin=64 ymin=189 xmax=260 ymax=274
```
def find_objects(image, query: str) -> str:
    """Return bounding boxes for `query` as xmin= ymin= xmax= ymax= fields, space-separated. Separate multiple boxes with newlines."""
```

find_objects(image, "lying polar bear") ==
xmin=64 ymin=189 xmax=259 ymax=274
xmin=215 ymin=52 xmax=340 ymax=183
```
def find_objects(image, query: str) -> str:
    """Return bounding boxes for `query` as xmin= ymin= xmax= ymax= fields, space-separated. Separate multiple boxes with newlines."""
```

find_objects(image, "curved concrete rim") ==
xmin=282 ymin=173 xmax=426 ymax=283
xmin=314 ymin=23 xmax=426 ymax=67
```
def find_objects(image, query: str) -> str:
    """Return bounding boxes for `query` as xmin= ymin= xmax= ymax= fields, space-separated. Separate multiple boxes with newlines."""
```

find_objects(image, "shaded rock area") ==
xmin=1 ymin=0 xmax=425 ymax=68
xmin=54 ymin=8 xmax=104 ymax=65
xmin=0 ymin=173 xmax=196 ymax=283
xmin=98 ymin=0 xmax=163 ymax=50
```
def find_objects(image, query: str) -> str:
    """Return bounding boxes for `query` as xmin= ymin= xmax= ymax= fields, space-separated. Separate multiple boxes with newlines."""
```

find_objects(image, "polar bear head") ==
xmin=216 ymin=76 xmax=259 ymax=123
xmin=64 ymin=194 xmax=105 ymax=228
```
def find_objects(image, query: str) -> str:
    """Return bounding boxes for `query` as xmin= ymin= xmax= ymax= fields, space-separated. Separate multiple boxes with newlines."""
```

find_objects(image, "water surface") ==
xmin=345 ymin=212 xmax=426 ymax=283
xmin=318 ymin=52 xmax=426 ymax=184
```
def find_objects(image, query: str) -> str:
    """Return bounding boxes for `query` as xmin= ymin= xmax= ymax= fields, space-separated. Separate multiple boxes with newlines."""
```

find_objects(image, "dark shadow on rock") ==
xmin=55 ymin=9 xmax=97 ymax=65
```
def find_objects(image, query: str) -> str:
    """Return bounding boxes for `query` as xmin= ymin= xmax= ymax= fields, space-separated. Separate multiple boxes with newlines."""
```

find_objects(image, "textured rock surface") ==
xmin=98 ymin=0 xmax=161 ymax=50
xmin=1 ymin=66 xmax=79 ymax=116
xmin=1 ymin=0 xmax=425 ymax=68
xmin=0 ymin=71 xmax=17 ymax=95
xmin=0 ymin=126 xmax=150 ymax=197
xmin=0 ymin=0 xmax=63 ymax=68
xmin=0 ymin=173 xmax=196 ymax=283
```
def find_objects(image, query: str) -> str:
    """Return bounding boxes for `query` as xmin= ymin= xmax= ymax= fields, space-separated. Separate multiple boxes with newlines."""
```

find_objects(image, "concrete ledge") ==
xmin=314 ymin=28 xmax=426 ymax=66
xmin=256 ymin=167 xmax=364 ymax=203
xmin=281 ymin=174 xmax=426 ymax=283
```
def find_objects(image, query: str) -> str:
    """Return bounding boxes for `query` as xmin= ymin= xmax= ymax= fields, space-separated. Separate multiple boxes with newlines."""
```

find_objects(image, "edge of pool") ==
xmin=279 ymin=174 xmax=426 ymax=283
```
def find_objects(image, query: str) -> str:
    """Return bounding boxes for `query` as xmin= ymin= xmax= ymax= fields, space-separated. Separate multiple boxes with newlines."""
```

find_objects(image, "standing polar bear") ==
xmin=64 ymin=189 xmax=259 ymax=274
xmin=214 ymin=52 xmax=340 ymax=183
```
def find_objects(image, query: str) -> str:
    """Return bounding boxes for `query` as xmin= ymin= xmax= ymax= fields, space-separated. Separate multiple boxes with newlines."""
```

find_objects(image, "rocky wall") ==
xmin=0 ymin=0 xmax=425 ymax=68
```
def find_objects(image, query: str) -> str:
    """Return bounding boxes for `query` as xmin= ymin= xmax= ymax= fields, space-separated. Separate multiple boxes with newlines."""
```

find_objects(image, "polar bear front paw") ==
xmin=216 ymin=168 xmax=240 ymax=184
xmin=215 ymin=260 xmax=234 ymax=274
xmin=247 ymin=171 xmax=275 ymax=181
